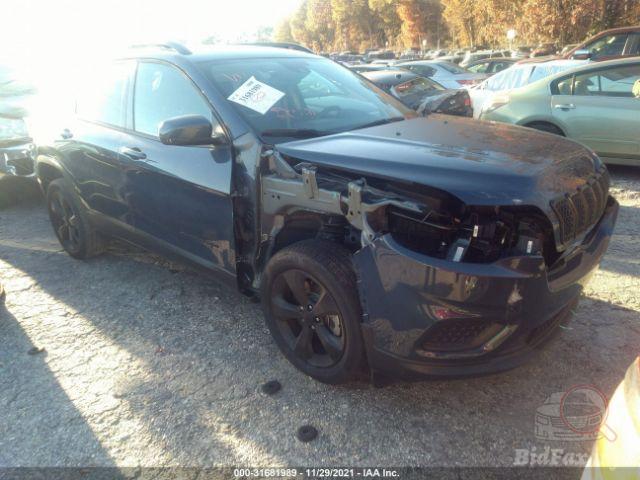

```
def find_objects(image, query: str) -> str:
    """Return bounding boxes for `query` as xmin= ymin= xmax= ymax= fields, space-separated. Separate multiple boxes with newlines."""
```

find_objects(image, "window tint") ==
xmin=134 ymin=62 xmax=212 ymax=136
xmin=491 ymin=61 xmax=513 ymax=74
xmin=405 ymin=64 xmax=436 ymax=77
xmin=393 ymin=76 xmax=444 ymax=98
xmin=629 ymin=34 xmax=640 ymax=55
xmin=572 ymin=65 xmax=640 ymax=97
xmin=468 ymin=62 xmax=489 ymax=73
xmin=437 ymin=62 xmax=467 ymax=74
xmin=77 ymin=62 xmax=130 ymax=127
xmin=585 ymin=34 xmax=628 ymax=59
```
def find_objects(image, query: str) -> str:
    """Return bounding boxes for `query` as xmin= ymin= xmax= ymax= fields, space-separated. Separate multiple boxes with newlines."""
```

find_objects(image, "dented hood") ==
xmin=275 ymin=116 xmax=600 ymax=210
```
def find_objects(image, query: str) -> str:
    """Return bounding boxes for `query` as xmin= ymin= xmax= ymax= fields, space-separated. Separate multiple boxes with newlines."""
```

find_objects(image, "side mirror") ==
xmin=159 ymin=115 xmax=226 ymax=146
xmin=571 ymin=49 xmax=592 ymax=60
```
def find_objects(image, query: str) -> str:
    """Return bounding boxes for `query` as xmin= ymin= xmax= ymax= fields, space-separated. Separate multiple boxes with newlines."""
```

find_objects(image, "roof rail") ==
xmin=130 ymin=41 xmax=192 ymax=55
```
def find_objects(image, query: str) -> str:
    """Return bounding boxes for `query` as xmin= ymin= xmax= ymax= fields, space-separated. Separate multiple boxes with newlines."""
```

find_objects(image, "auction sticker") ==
xmin=227 ymin=76 xmax=285 ymax=114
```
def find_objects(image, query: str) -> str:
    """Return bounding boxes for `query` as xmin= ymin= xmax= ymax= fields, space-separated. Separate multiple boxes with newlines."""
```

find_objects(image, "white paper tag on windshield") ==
xmin=227 ymin=76 xmax=285 ymax=114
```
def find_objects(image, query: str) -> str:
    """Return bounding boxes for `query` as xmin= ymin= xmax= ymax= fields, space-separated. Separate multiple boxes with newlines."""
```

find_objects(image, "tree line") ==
xmin=273 ymin=0 xmax=640 ymax=52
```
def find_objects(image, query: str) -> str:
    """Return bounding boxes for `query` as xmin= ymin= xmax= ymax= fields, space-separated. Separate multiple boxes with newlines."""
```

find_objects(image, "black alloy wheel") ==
xmin=262 ymin=240 xmax=366 ymax=384
xmin=49 ymin=188 xmax=82 ymax=254
xmin=270 ymin=269 xmax=346 ymax=368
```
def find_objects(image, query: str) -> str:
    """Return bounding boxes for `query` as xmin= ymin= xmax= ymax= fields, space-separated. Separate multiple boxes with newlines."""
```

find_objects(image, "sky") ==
xmin=1 ymin=0 xmax=302 ymax=65
xmin=0 ymin=0 xmax=302 ymax=130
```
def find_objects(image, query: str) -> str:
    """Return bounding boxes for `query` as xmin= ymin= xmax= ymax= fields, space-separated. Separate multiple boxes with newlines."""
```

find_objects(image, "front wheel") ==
xmin=261 ymin=240 xmax=366 ymax=384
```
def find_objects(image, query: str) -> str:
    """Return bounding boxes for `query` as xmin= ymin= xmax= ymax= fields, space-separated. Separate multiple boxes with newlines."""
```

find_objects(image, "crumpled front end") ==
xmin=0 ymin=141 xmax=36 ymax=178
xmin=354 ymin=197 xmax=618 ymax=379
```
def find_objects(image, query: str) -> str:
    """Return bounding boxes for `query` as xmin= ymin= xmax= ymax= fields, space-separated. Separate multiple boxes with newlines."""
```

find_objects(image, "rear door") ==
xmin=64 ymin=61 xmax=135 ymax=223
xmin=118 ymin=60 xmax=236 ymax=276
xmin=551 ymin=63 xmax=640 ymax=161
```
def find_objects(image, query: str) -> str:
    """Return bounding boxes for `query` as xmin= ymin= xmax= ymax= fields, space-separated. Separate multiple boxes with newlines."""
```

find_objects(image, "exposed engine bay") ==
xmin=259 ymin=149 xmax=564 ymax=275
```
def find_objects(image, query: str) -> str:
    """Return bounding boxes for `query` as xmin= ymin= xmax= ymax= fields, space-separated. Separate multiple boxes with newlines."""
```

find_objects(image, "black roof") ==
xmin=238 ymin=42 xmax=313 ymax=54
xmin=361 ymin=69 xmax=419 ymax=86
xmin=122 ymin=44 xmax=316 ymax=63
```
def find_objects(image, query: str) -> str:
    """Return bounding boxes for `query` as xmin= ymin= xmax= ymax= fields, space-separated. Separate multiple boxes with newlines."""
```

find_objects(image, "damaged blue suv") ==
xmin=36 ymin=43 xmax=618 ymax=384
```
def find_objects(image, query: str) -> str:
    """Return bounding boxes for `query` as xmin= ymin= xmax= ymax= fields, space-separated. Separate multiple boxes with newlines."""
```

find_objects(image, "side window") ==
xmin=134 ymin=62 xmax=213 ymax=137
xmin=554 ymin=76 xmax=574 ymax=96
xmin=572 ymin=65 xmax=640 ymax=97
xmin=585 ymin=34 xmax=628 ymax=59
xmin=629 ymin=34 xmax=640 ymax=56
xmin=468 ymin=62 xmax=489 ymax=73
xmin=77 ymin=62 xmax=131 ymax=127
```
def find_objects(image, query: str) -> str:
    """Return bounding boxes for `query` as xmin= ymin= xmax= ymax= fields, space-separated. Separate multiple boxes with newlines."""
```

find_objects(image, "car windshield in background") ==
xmin=198 ymin=57 xmax=413 ymax=142
xmin=0 ymin=117 xmax=29 ymax=143
xmin=437 ymin=62 xmax=469 ymax=74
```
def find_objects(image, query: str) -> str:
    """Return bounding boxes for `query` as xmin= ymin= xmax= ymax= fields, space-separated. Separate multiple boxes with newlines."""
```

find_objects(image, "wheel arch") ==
xmin=36 ymin=154 xmax=66 ymax=193
xmin=518 ymin=118 xmax=567 ymax=136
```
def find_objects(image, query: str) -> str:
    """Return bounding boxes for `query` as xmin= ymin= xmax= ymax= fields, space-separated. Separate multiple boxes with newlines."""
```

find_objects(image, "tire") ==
xmin=261 ymin=240 xmax=366 ymax=384
xmin=46 ymin=178 xmax=104 ymax=259
xmin=526 ymin=122 xmax=565 ymax=136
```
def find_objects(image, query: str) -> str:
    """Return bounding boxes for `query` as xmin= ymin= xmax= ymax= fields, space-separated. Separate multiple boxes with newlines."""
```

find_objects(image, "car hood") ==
xmin=275 ymin=116 xmax=599 ymax=211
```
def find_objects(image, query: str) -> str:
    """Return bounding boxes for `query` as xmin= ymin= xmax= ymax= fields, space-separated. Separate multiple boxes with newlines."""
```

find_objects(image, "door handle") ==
xmin=554 ymin=104 xmax=576 ymax=110
xmin=119 ymin=146 xmax=147 ymax=161
xmin=60 ymin=129 xmax=73 ymax=139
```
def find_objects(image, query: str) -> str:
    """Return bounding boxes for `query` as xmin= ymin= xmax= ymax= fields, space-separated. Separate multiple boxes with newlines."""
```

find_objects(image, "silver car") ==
xmin=395 ymin=60 xmax=487 ymax=89
xmin=480 ymin=58 xmax=640 ymax=166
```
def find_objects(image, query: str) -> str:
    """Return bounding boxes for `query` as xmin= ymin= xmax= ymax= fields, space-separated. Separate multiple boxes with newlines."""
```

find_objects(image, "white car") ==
xmin=469 ymin=59 xmax=588 ymax=117
xmin=395 ymin=60 xmax=487 ymax=89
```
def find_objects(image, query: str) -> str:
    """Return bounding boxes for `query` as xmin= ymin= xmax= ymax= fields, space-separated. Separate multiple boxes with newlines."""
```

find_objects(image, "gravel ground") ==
xmin=0 ymin=166 xmax=639 ymax=470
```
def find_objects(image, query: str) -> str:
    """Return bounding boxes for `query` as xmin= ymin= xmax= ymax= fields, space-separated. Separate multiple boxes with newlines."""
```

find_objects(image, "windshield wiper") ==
xmin=352 ymin=117 xmax=405 ymax=131
xmin=261 ymin=128 xmax=328 ymax=139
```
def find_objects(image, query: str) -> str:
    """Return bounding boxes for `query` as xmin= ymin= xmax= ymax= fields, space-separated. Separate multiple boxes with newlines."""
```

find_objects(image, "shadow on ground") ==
xmin=1 ymin=201 xmax=638 ymax=467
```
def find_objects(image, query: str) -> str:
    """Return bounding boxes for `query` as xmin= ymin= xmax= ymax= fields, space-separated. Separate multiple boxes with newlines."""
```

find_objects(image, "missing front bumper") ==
xmin=353 ymin=196 xmax=619 ymax=379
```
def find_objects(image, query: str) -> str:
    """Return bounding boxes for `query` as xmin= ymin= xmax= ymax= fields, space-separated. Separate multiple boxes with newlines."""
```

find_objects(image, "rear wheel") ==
xmin=46 ymin=178 xmax=104 ymax=259
xmin=261 ymin=240 xmax=366 ymax=384
xmin=526 ymin=122 xmax=565 ymax=136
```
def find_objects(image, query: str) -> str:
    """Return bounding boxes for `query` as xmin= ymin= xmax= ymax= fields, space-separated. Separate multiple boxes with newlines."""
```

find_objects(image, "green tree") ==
xmin=274 ymin=19 xmax=295 ymax=43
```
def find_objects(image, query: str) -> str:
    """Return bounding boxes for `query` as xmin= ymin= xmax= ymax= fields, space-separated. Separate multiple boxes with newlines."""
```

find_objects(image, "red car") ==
xmin=566 ymin=26 xmax=640 ymax=61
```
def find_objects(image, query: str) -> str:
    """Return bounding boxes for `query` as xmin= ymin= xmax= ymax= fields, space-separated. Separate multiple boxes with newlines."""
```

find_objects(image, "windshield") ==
xmin=436 ymin=62 xmax=468 ymax=74
xmin=198 ymin=57 xmax=413 ymax=141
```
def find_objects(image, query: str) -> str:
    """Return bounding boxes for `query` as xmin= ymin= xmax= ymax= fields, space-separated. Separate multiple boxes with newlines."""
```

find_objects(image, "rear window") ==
xmin=437 ymin=62 xmax=468 ymax=74
xmin=393 ymin=77 xmax=444 ymax=98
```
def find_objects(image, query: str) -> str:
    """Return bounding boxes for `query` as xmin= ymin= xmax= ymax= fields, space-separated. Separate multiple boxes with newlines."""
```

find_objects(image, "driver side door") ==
xmin=119 ymin=60 xmax=236 ymax=278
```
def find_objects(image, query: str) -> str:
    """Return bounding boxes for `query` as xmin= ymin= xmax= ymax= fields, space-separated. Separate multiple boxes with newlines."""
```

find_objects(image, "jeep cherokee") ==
xmin=36 ymin=44 xmax=618 ymax=384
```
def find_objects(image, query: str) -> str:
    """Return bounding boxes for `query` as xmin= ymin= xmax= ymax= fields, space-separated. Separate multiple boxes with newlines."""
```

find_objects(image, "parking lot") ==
xmin=0 ymin=165 xmax=638 ymax=468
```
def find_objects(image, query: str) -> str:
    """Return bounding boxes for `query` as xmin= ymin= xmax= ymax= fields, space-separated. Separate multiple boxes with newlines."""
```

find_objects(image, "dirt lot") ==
xmin=1 ymin=166 xmax=639 ymax=469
